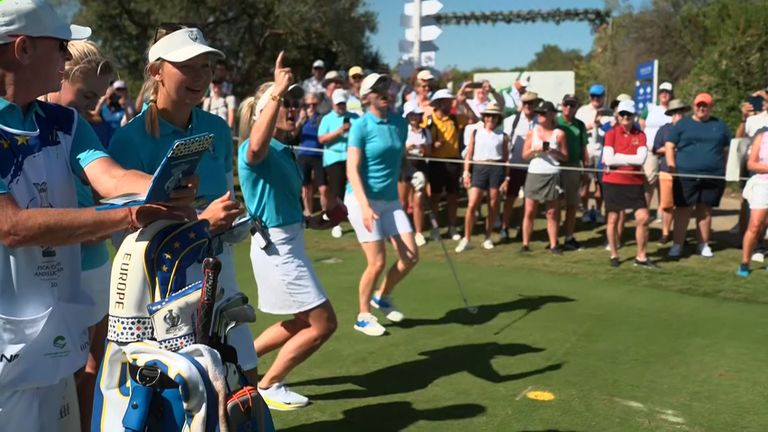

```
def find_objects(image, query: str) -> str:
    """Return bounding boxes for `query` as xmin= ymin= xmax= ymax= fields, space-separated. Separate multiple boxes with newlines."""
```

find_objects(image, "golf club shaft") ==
xmin=426 ymin=199 xmax=473 ymax=310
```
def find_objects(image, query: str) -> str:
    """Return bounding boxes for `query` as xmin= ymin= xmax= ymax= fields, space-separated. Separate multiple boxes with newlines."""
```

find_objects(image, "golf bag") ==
xmin=92 ymin=219 xmax=274 ymax=432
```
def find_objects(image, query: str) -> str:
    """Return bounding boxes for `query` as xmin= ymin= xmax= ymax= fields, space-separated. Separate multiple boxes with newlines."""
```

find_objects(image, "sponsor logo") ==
xmin=164 ymin=309 xmax=181 ymax=329
xmin=44 ymin=335 xmax=71 ymax=359
xmin=53 ymin=335 xmax=66 ymax=349
xmin=0 ymin=353 xmax=19 ymax=363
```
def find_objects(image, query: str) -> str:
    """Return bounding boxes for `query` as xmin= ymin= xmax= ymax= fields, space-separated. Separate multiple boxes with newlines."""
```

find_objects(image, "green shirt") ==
xmin=557 ymin=115 xmax=588 ymax=166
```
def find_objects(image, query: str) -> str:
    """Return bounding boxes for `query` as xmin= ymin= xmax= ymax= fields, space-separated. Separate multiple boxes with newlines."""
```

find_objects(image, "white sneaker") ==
xmin=370 ymin=296 xmax=404 ymax=322
xmin=482 ymin=238 xmax=494 ymax=250
xmin=431 ymin=227 xmax=441 ymax=242
xmin=258 ymin=382 xmax=309 ymax=411
xmin=455 ymin=237 xmax=470 ymax=253
xmin=698 ymin=243 xmax=714 ymax=258
xmin=751 ymin=251 xmax=765 ymax=263
xmin=354 ymin=313 xmax=386 ymax=336
xmin=668 ymin=243 xmax=683 ymax=258
xmin=414 ymin=232 xmax=426 ymax=247
xmin=449 ymin=226 xmax=461 ymax=241
xmin=331 ymin=225 xmax=343 ymax=238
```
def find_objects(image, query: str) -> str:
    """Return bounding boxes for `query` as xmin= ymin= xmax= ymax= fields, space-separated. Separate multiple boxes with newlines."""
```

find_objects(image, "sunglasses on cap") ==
xmin=153 ymin=22 xmax=197 ymax=44
xmin=618 ymin=111 xmax=634 ymax=118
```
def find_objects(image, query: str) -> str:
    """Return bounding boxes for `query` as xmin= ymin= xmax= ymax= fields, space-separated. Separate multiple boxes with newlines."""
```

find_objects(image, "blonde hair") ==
xmin=237 ymin=82 xmax=273 ymax=141
xmin=62 ymin=40 xmax=114 ymax=85
xmin=142 ymin=60 xmax=164 ymax=138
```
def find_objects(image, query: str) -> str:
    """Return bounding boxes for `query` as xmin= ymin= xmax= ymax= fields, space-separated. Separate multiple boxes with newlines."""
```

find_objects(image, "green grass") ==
xmin=230 ymin=220 xmax=768 ymax=432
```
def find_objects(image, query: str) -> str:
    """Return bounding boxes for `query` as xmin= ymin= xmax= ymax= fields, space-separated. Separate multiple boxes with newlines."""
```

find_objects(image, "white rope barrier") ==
xmin=280 ymin=145 xmax=747 ymax=182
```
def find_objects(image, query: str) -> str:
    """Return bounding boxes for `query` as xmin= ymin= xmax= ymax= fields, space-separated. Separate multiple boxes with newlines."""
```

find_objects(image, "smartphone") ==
xmin=343 ymin=117 xmax=350 ymax=125
xmin=542 ymin=141 xmax=550 ymax=151
xmin=747 ymin=95 xmax=763 ymax=113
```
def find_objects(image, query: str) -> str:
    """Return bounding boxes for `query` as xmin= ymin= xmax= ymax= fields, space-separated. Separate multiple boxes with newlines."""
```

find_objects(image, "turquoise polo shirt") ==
xmin=238 ymin=138 xmax=304 ymax=228
xmin=0 ymin=98 xmax=110 ymax=270
xmin=318 ymin=111 xmax=360 ymax=167
xmin=108 ymin=107 xmax=233 ymax=206
xmin=346 ymin=111 xmax=407 ymax=201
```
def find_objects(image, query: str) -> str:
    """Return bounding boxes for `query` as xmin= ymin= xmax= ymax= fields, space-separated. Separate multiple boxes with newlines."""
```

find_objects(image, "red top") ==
xmin=602 ymin=125 xmax=647 ymax=186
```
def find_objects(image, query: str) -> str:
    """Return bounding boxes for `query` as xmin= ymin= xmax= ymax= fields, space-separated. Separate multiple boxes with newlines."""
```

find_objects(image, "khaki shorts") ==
xmin=559 ymin=169 xmax=582 ymax=206
xmin=643 ymin=153 xmax=659 ymax=185
xmin=659 ymin=172 xmax=674 ymax=210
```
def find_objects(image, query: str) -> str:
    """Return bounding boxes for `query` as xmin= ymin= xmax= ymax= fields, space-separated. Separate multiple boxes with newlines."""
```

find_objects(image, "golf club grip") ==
xmin=198 ymin=257 xmax=221 ymax=345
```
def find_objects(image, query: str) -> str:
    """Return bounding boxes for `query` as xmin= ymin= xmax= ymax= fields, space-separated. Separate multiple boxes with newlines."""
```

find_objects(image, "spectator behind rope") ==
xmin=521 ymin=100 xmax=568 ymax=254
xmin=456 ymin=101 xmax=509 ymax=253
xmin=296 ymin=92 xmax=328 ymax=216
xmin=665 ymin=92 xmax=731 ymax=259
xmin=237 ymin=53 xmax=338 ymax=410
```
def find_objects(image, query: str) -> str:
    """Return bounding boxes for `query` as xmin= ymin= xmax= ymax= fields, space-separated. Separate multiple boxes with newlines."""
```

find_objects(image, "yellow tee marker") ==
xmin=526 ymin=390 xmax=555 ymax=401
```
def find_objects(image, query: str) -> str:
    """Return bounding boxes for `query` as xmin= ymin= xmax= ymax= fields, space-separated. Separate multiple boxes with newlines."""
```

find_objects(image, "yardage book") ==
xmin=97 ymin=133 xmax=214 ymax=209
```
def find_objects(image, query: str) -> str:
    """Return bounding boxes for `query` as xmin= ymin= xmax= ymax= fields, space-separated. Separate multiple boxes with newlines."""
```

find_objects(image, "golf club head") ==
xmin=211 ymin=293 xmax=249 ymax=340
xmin=223 ymin=304 xmax=256 ymax=324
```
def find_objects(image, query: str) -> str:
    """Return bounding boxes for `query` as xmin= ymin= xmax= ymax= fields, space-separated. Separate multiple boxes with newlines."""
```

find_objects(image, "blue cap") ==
xmin=589 ymin=84 xmax=606 ymax=96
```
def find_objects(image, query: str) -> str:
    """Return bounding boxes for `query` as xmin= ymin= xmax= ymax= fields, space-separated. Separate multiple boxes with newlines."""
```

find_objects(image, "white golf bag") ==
xmin=92 ymin=220 xmax=273 ymax=432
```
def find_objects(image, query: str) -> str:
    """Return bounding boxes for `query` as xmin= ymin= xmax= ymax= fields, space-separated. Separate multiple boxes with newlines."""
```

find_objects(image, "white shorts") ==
xmin=0 ymin=376 xmax=77 ymax=432
xmin=344 ymin=194 xmax=413 ymax=243
xmin=744 ymin=176 xmax=768 ymax=210
xmin=81 ymin=261 xmax=111 ymax=326
xmin=185 ymin=244 xmax=258 ymax=371
xmin=248 ymin=223 xmax=329 ymax=315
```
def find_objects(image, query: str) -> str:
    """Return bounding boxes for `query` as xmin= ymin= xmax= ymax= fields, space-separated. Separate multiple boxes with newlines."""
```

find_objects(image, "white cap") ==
xmin=616 ymin=93 xmax=633 ymax=102
xmin=148 ymin=27 xmax=224 ymax=62
xmin=430 ymin=88 xmax=455 ymax=103
xmin=322 ymin=70 xmax=342 ymax=86
xmin=360 ymin=73 xmax=388 ymax=97
xmin=331 ymin=89 xmax=348 ymax=105
xmin=518 ymin=72 xmax=531 ymax=87
xmin=112 ymin=80 xmax=127 ymax=90
xmin=312 ymin=59 xmax=325 ymax=69
xmin=416 ymin=70 xmax=435 ymax=81
xmin=617 ymin=100 xmax=636 ymax=114
xmin=402 ymin=101 xmax=423 ymax=118
xmin=659 ymin=81 xmax=673 ymax=92
xmin=0 ymin=0 xmax=91 ymax=43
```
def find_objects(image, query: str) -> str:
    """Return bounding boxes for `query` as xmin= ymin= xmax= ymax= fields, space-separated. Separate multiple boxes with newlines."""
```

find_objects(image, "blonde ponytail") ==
xmin=143 ymin=61 xmax=163 ymax=138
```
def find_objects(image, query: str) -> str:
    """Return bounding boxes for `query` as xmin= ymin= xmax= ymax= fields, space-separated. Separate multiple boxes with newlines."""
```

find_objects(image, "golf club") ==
xmin=197 ymin=257 xmax=221 ymax=345
xmin=210 ymin=292 xmax=249 ymax=342
xmin=219 ymin=304 xmax=256 ymax=345
xmin=424 ymin=195 xmax=478 ymax=314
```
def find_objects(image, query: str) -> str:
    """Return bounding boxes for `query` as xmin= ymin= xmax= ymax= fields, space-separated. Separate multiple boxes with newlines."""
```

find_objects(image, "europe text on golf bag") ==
xmin=92 ymin=220 xmax=274 ymax=432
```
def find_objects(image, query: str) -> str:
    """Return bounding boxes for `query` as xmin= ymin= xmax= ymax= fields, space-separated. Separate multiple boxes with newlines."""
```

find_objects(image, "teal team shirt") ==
xmin=346 ymin=111 xmax=407 ymax=201
xmin=0 ymin=99 xmax=109 ymax=270
xmin=238 ymin=138 xmax=304 ymax=228
xmin=108 ymin=107 xmax=233 ymax=206
xmin=318 ymin=111 xmax=360 ymax=167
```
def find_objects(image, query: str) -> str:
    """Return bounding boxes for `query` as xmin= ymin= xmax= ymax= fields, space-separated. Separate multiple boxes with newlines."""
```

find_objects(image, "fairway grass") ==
xmin=231 ymin=223 xmax=767 ymax=432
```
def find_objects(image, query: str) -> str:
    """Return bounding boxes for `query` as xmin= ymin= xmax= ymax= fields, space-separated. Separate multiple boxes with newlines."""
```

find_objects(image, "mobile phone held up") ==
xmin=747 ymin=95 xmax=764 ymax=113
xmin=542 ymin=141 xmax=550 ymax=152
xmin=343 ymin=117 xmax=350 ymax=125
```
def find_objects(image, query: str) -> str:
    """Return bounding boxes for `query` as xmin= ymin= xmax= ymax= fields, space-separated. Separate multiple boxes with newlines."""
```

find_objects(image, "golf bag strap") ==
xmin=122 ymin=377 xmax=155 ymax=432
xmin=128 ymin=363 xmax=178 ymax=389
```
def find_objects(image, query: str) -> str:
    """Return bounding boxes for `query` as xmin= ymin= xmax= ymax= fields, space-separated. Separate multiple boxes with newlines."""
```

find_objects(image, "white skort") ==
xmin=344 ymin=194 xmax=413 ymax=243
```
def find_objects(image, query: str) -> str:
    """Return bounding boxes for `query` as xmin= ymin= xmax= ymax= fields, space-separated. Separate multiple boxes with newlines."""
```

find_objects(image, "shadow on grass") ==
xmin=393 ymin=294 xmax=575 ymax=329
xmin=518 ymin=430 xmax=582 ymax=432
xmin=280 ymin=401 xmax=485 ymax=432
xmin=293 ymin=342 xmax=563 ymax=400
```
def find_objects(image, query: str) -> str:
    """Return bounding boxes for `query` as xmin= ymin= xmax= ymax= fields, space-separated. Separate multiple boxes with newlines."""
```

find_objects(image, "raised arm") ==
xmin=246 ymin=51 xmax=292 ymax=165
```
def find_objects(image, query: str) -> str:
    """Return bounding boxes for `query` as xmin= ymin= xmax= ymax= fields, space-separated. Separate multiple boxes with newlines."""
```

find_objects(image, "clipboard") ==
xmin=98 ymin=133 xmax=214 ymax=209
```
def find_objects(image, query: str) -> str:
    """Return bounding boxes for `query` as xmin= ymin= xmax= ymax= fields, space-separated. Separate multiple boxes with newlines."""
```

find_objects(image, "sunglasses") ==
xmin=695 ymin=103 xmax=711 ymax=108
xmin=590 ymin=95 xmax=604 ymax=99
xmin=283 ymin=99 xmax=301 ymax=109
xmin=153 ymin=22 xmax=197 ymax=44
xmin=562 ymin=102 xmax=577 ymax=108
xmin=351 ymin=74 xmax=363 ymax=80
xmin=618 ymin=111 xmax=634 ymax=118
xmin=305 ymin=102 xmax=318 ymax=108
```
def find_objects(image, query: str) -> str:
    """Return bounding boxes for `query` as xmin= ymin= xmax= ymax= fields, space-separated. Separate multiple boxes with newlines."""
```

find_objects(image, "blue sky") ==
xmin=367 ymin=0 xmax=645 ymax=70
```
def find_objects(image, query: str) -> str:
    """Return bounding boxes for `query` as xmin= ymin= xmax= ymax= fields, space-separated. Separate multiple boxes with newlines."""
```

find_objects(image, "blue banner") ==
xmin=634 ymin=60 xmax=657 ymax=111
